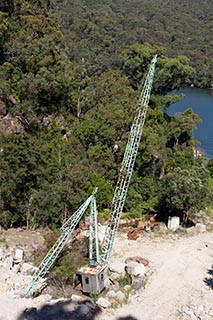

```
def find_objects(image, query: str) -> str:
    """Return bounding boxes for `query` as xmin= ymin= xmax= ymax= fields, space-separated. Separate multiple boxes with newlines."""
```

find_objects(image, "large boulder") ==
xmin=21 ymin=262 xmax=37 ymax=275
xmin=195 ymin=223 xmax=206 ymax=233
xmin=125 ymin=256 xmax=149 ymax=266
xmin=126 ymin=261 xmax=146 ymax=277
xmin=109 ymin=261 xmax=126 ymax=274
xmin=114 ymin=291 xmax=126 ymax=303
xmin=0 ymin=114 xmax=24 ymax=135
xmin=131 ymin=276 xmax=144 ymax=290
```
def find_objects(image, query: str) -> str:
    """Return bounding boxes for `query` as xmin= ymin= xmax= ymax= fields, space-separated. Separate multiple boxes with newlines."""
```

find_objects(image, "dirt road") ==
xmin=0 ymin=231 xmax=212 ymax=320
xmin=101 ymin=231 xmax=213 ymax=320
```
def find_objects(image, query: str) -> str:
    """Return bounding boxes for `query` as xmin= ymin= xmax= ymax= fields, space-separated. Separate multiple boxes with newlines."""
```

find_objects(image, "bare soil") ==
xmin=100 ymin=231 xmax=213 ymax=320
xmin=0 ymin=229 xmax=212 ymax=320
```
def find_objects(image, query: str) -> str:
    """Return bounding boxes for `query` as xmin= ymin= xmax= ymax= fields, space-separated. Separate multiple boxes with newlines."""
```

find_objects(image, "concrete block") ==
xmin=168 ymin=216 xmax=180 ymax=231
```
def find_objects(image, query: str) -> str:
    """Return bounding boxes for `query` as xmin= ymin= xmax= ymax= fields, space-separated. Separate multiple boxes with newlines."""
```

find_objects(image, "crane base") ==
xmin=77 ymin=264 xmax=108 ymax=294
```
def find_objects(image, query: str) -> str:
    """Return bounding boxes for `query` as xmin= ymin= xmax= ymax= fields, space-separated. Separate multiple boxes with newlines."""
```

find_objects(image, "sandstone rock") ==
xmin=96 ymin=297 xmax=111 ymax=308
xmin=208 ymin=309 xmax=213 ymax=316
xmin=21 ymin=262 xmax=37 ymax=275
xmin=109 ymin=272 xmax=121 ymax=281
xmin=109 ymin=261 xmax=125 ymax=274
xmin=4 ymin=256 xmax=13 ymax=269
xmin=195 ymin=223 xmax=206 ymax=233
xmin=125 ymin=256 xmax=149 ymax=266
xmin=14 ymin=248 xmax=24 ymax=263
xmin=186 ymin=226 xmax=196 ymax=236
xmin=71 ymin=294 xmax=90 ymax=304
xmin=106 ymin=290 xmax=117 ymax=298
xmin=131 ymin=276 xmax=144 ymax=290
xmin=12 ymin=263 xmax=21 ymax=274
xmin=114 ymin=291 xmax=125 ymax=303
xmin=126 ymin=261 xmax=146 ymax=277
xmin=127 ymin=229 xmax=139 ymax=240
xmin=0 ymin=114 xmax=24 ymax=135
xmin=123 ymin=285 xmax=131 ymax=292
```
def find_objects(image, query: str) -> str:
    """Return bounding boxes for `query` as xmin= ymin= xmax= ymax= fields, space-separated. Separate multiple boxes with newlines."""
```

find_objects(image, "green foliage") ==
xmin=158 ymin=165 xmax=210 ymax=220
xmin=118 ymin=272 xmax=132 ymax=288
xmin=0 ymin=0 xmax=211 ymax=230
xmin=50 ymin=0 xmax=212 ymax=88
xmin=0 ymin=234 xmax=9 ymax=249
xmin=84 ymin=172 xmax=113 ymax=210
xmin=54 ymin=255 xmax=77 ymax=281
xmin=207 ymin=159 xmax=213 ymax=178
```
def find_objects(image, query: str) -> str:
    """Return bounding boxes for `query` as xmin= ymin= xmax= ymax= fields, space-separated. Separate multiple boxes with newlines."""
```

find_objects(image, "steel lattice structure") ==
xmin=24 ymin=194 xmax=94 ymax=297
xmin=89 ymin=194 xmax=100 ymax=265
xmin=24 ymin=56 xmax=157 ymax=296
xmin=100 ymin=55 xmax=157 ymax=264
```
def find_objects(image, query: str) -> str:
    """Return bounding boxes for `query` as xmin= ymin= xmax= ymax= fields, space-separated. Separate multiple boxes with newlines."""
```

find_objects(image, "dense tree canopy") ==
xmin=49 ymin=0 xmax=212 ymax=88
xmin=0 ymin=0 xmax=212 ymax=229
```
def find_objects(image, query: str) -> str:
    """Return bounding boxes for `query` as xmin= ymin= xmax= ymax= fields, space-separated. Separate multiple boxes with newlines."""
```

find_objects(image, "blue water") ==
xmin=168 ymin=87 xmax=213 ymax=159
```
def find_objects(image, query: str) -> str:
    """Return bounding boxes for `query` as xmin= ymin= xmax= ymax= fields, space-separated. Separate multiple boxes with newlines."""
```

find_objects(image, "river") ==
xmin=168 ymin=87 xmax=213 ymax=159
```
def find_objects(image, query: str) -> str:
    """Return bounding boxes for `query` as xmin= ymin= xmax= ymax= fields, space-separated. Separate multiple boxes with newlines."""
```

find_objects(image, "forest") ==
xmin=0 ymin=0 xmax=212 ymax=230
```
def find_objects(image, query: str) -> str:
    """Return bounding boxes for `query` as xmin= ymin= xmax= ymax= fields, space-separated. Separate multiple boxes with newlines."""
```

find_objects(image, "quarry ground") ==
xmin=101 ymin=231 xmax=213 ymax=320
xmin=0 ymin=229 xmax=212 ymax=320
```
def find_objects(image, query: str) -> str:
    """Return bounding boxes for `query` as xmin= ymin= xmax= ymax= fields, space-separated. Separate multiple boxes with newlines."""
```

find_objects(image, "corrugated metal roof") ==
xmin=77 ymin=263 xmax=107 ymax=275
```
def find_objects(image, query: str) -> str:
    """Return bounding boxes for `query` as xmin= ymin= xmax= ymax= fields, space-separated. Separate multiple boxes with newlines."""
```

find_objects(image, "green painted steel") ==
xmin=89 ymin=195 xmax=100 ymax=265
xmin=24 ymin=194 xmax=93 ymax=297
xmin=100 ymin=55 xmax=157 ymax=264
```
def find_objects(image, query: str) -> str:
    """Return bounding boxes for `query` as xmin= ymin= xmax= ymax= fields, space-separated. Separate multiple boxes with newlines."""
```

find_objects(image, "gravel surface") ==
xmin=0 ymin=230 xmax=212 ymax=320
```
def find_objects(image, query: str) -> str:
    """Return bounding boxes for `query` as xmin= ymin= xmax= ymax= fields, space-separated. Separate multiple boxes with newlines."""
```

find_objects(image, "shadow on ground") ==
xmin=204 ymin=266 xmax=213 ymax=289
xmin=17 ymin=299 xmax=102 ymax=320
xmin=117 ymin=317 xmax=138 ymax=320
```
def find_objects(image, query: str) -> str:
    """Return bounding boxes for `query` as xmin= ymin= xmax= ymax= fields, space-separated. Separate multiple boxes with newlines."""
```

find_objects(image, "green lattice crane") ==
xmin=24 ymin=55 xmax=157 ymax=296
xmin=24 ymin=192 xmax=96 ymax=297
xmin=100 ymin=55 xmax=157 ymax=264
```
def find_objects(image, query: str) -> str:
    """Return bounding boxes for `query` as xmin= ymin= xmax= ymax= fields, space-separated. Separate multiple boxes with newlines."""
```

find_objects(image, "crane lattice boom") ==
xmin=24 ymin=193 xmax=94 ymax=296
xmin=100 ymin=55 xmax=157 ymax=264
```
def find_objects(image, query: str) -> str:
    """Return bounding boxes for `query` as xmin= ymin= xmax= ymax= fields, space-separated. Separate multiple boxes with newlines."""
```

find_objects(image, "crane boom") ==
xmin=24 ymin=194 xmax=93 ymax=296
xmin=100 ymin=55 xmax=157 ymax=264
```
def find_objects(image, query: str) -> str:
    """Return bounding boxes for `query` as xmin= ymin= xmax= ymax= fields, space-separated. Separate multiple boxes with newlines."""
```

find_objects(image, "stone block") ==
xmin=14 ymin=248 xmax=24 ymax=263
xmin=114 ymin=291 xmax=125 ymax=303
xmin=96 ymin=297 xmax=111 ymax=308
xmin=21 ymin=262 xmax=37 ymax=275
xmin=168 ymin=216 xmax=180 ymax=231
xmin=195 ymin=223 xmax=206 ymax=233
xmin=186 ymin=226 xmax=196 ymax=236
xmin=131 ymin=276 xmax=144 ymax=290
xmin=126 ymin=261 xmax=146 ymax=277
xmin=109 ymin=261 xmax=126 ymax=274
xmin=106 ymin=290 xmax=117 ymax=298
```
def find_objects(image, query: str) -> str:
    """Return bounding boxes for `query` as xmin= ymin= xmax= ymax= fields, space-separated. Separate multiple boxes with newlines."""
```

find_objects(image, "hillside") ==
xmin=50 ymin=0 xmax=213 ymax=88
